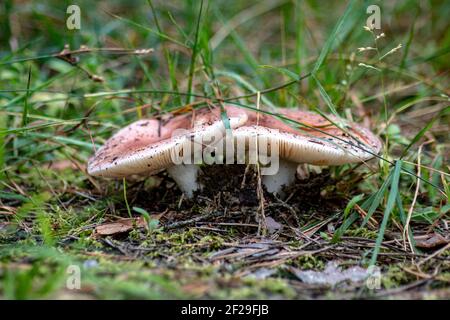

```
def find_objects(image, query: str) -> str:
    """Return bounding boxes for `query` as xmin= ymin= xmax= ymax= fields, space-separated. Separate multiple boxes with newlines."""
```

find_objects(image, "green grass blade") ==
xmin=21 ymin=66 xmax=32 ymax=128
xmin=399 ymin=8 xmax=418 ymax=71
xmin=212 ymin=5 xmax=268 ymax=88
xmin=332 ymin=212 xmax=359 ymax=243
xmin=186 ymin=0 xmax=204 ymax=105
xmin=2 ymin=70 xmax=76 ymax=110
xmin=312 ymin=74 xmax=339 ymax=117
xmin=400 ymin=106 xmax=450 ymax=158
xmin=108 ymin=12 xmax=188 ymax=48
xmin=370 ymin=160 xmax=403 ymax=266
xmin=259 ymin=65 xmax=300 ymax=81
xmin=294 ymin=0 xmax=306 ymax=74
xmin=123 ymin=178 xmax=132 ymax=219
xmin=332 ymin=194 xmax=364 ymax=242
xmin=0 ymin=111 xmax=5 ymax=180
xmin=361 ymin=170 xmax=393 ymax=228
xmin=215 ymin=70 xmax=275 ymax=108
xmin=147 ymin=0 xmax=182 ymax=106
xmin=312 ymin=0 xmax=355 ymax=74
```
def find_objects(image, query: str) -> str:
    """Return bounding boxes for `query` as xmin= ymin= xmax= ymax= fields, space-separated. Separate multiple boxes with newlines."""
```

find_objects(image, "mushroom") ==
xmin=89 ymin=105 xmax=381 ymax=199
xmin=87 ymin=106 xmax=248 ymax=198
xmin=232 ymin=108 xmax=382 ymax=195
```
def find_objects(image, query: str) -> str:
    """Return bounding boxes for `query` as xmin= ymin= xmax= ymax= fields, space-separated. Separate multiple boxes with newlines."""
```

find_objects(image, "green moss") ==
xmin=382 ymin=265 xmax=411 ymax=289
xmin=294 ymin=255 xmax=326 ymax=270
xmin=345 ymin=227 xmax=378 ymax=239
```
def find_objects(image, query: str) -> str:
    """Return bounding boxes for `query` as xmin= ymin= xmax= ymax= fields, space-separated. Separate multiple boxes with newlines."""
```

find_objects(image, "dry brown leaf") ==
xmin=415 ymin=233 xmax=448 ymax=249
xmin=95 ymin=217 xmax=146 ymax=235
xmin=265 ymin=216 xmax=283 ymax=234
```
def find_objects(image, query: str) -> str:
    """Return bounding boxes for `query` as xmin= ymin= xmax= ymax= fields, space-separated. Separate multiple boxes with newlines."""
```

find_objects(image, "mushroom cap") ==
xmin=87 ymin=106 xmax=248 ymax=178
xmin=233 ymin=108 xmax=382 ymax=166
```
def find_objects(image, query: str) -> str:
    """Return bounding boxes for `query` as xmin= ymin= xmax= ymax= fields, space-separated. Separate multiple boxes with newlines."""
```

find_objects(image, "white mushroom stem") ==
xmin=262 ymin=159 xmax=299 ymax=196
xmin=167 ymin=164 xmax=202 ymax=198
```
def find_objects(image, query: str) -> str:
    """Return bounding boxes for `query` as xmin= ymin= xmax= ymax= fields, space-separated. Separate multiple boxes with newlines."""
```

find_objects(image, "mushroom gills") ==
xmin=166 ymin=164 xmax=202 ymax=198
xmin=262 ymin=159 xmax=299 ymax=196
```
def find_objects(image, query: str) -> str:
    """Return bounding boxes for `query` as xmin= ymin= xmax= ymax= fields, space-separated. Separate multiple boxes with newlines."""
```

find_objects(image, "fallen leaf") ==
xmin=415 ymin=233 xmax=448 ymax=249
xmin=289 ymin=261 xmax=372 ymax=286
xmin=95 ymin=217 xmax=146 ymax=235
xmin=265 ymin=216 xmax=283 ymax=234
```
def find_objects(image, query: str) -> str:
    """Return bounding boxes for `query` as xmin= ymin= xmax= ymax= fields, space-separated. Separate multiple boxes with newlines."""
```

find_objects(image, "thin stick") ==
xmin=418 ymin=243 xmax=450 ymax=266
xmin=255 ymin=91 xmax=266 ymax=236
xmin=223 ymin=72 xmax=312 ymax=101
xmin=403 ymin=145 xmax=422 ymax=252
xmin=0 ymin=45 xmax=154 ymax=66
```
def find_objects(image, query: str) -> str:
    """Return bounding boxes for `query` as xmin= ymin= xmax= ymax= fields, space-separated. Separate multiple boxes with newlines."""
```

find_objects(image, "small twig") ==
xmin=102 ymin=238 xmax=130 ymax=256
xmin=255 ymin=91 xmax=267 ymax=236
xmin=63 ymin=101 xmax=100 ymax=134
xmin=418 ymin=243 xmax=450 ymax=266
xmin=1 ymin=44 xmax=154 ymax=66
xmin=403 ymin=145 xmax=422 ymax=252
xmin=372 ymin=279 xmax=429 ymax=298
xmin=223 ymin=72 xmax=312 ymax=102
xmin=197 ymin=222 xmax=259 ymax=228
xmin=56 ymin=45 xmax=153 ymax=82
xmin=266 ymin=201 xmax=297 ymax=216
xmin=164 ymin=210 xmax=224 ymax=230
xmin=240 ymin=164 xmax=252 ymax=188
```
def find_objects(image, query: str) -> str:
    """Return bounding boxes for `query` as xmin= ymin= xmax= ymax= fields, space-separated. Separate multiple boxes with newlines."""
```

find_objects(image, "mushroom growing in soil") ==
xmin=232 ymin=108 xmax=382 ymax=195
xmin=88 ymin=105 xmax=381 ymax=199
xmin=87 ymin=106 xmax=248 ymax=198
